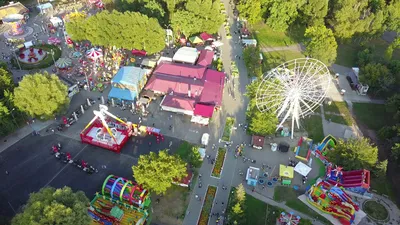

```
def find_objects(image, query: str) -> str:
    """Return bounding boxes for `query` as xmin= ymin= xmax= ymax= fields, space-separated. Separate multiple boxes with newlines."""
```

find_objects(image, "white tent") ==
xmin=172 ymin=47 xmax=199 ymax=64
xmin=24 ymin=41 xmax=33 ymax=48
xmin=50 ymin=17 xmax=63 ymax=27
xmin=37 ymin=3 xmax=53 ymax=13
xmin=242 ymin=39 xmax=257 ymax=46
xmin=212 ymin=40 xmax=224 ymax=47
xmin=294 ymin=161 xmax=312 ymax=177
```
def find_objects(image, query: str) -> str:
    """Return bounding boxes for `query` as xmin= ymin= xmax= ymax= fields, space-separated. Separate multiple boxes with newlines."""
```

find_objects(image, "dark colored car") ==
xmin=346 ymin=76 xmax=356 ymax=90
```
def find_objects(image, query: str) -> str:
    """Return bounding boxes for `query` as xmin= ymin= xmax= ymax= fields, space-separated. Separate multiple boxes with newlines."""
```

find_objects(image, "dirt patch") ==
xmin=151 ymin=185 xmax=190 ymax=225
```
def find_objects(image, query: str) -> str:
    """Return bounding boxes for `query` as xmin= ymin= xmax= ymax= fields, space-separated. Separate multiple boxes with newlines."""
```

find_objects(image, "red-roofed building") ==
xmin=144 ymin=50 xmax=225 ymax=125
xmin=197 ymin=50 xmax=214 ymax=67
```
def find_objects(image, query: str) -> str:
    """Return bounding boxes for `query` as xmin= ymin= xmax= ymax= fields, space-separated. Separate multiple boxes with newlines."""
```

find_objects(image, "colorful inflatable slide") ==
xmin=315 ymin=135 xmax=337 ymax=162
xmin=306 ymin=180 xmax=359 ymax=225
xmin=326 ymin=165 xmax=370 ymax=195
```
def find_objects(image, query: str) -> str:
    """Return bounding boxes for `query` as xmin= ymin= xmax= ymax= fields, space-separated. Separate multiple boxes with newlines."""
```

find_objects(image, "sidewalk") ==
xmin=0 ymin=120 xmax=54 ymax=153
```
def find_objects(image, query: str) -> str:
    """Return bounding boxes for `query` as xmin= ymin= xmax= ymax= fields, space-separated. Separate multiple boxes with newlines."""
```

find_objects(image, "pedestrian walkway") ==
xmin=0 ymin=120 xmax=53 ymax=153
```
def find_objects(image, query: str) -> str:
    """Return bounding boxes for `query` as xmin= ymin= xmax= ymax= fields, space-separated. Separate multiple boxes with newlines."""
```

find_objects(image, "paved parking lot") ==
xmin=0 ymin=132 xmax=183 ymax=218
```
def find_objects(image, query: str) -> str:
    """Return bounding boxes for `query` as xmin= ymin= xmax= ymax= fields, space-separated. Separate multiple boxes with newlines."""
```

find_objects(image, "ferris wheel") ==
xmin=256 ymin=58 xmax=331 ymax=139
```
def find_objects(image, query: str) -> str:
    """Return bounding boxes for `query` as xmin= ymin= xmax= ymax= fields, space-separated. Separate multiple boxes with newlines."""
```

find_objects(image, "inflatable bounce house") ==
xmin=294 ymin=137 xmax=313 ymax=162
xmin=88 ymin=175 xmax=151 ymax=225
xmin=326 ymin=165 xmax=371 ymax=197
xmin=306 ymin=180 xmax=360 ymax=225
xmin=314 ymin=135 xmax=337 ymax=163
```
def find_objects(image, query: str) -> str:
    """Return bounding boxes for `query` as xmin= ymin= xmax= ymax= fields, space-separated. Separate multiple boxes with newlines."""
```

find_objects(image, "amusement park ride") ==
xmin=80 ymin=104 xmax=161 ymax=153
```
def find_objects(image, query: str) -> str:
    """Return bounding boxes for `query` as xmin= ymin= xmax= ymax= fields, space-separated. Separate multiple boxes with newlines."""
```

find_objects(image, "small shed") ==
xmin=241 ymin=39 xmax=257 ymax=47
xmin=246 ymin=166 xmax=260 ymax=187
xmin=37 ymin=3 xmax=53 ymax=14
xmin=49 ymin=17 xmax=63 ymax=27
xmin=173 ymin=47 xmax=199 ymax=64
xmin=252 ymin=135 xmax=265 ymax=149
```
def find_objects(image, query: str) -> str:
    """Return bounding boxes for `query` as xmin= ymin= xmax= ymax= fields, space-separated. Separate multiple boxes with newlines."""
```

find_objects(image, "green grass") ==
xmin=370 ymin=176 xmax=396 ymax=201
xmin=262 ymin=50 xmax=305 ymax=71
xmin=336 ymin=38 xmax=400 ymax=67
xmin=251 ymin=23 xmax=305 ymax=47
xmin=273 ymin=187 xmax=333 ymax=225
xmin=222 ymin=117 xmax=235 ymax=141
xmin=306 ymin=158 xmax=326 ymax=186
xmin=363 ymin=200 xmax=389 ymax=221
xmin=175 ymin=141 xmax=202 ymax=168
xmin=323 ymin=101 xmax=353 ymax=126
xmin=244 ymin=194 xmax=283 ymax=225
xmin=352 ymin=103 xmax=391 ymax=131
xmin=302 ymin=115 xmax=324 ymax=143
xmin=11 ymin=44 xmax=62 ymax=70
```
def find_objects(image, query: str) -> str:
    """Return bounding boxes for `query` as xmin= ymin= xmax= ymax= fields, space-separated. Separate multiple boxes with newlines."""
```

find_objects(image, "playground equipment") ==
xmin=256 ymin=58 xmax=331 ymax=139
xmin=80 ymin=104 xmax=162 ymax=153
xmin=279 ymin=165 xmax=294 ymax=185
xmin=294 ymin=137 xmax=312 ymax=162
xmin=306 ymin=180 xmax=360 ymax=225
xmin=326 ymin=165 xmax=371 ymax=196
xmin=314 ymin=135 xmax=337 ymax=162
xmin=102 ymin=175 xmax=151 ymax=209
xmin=88 ymin=193 xmax=150 ymax=225
xmin=278 ymin=211 xmax=300 ymax=225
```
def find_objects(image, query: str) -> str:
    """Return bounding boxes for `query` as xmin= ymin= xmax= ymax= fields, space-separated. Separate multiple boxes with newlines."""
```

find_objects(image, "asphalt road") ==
xmin=0 ymin=132 xmax=183 ymax=220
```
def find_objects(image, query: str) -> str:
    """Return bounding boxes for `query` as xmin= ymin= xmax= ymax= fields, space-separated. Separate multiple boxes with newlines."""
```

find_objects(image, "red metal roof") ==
xmin=197 ymin=50 xmax=214 ymax=67
xmin=194 ymin=104 xmax=214 ymax=118
xmin=145 ymin=74 xmax=204 ymax=96
xmin=200 ymin=32 xmax=214 ymax=41
xmin=252 ymin=135 xmax=265 ymax=147
xmin=199 ymin=69 xmax=225 ymax=106
xmin=161 ymin=95 xmax=196 ymax=111
xmin=154 ymin=62 xmax=206 ymax=79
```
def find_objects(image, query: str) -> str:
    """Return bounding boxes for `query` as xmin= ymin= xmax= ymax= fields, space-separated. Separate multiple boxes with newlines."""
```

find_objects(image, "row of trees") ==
xmin=238 ymin=0 xmax=400 ymax=38
xmin=66 ymin=0 xmax=224 ymax=53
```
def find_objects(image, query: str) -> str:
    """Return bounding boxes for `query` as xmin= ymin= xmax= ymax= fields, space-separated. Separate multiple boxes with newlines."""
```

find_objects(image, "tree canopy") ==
xmin=243 ymin=46 xmax=262 ymax=78
xmin=132 ymin=150 xmax=187 ymax=194
xmin=248 ymin=110 xmax=278 ymax=136
xmin=359 ymin=63 xmax=394 ymax=94
xmin=263 ymin=0 xmax=304 ymax=32
xmin=13 ymin=72 xmax=69 ymax=118
xmin=171 ymin=0 xmax=224 ymax=37
xmin=326 ymin=138 xmax=378 ymax=171
xmin=66 ymin=10 xmax=165 ymax=54
xmin=237 ymin=0 xmax=262 ymax=24
xmin=12 ymin=186 xmax=91 ymax=225
xmin=304 ymin=25 xmax=338 ymax=65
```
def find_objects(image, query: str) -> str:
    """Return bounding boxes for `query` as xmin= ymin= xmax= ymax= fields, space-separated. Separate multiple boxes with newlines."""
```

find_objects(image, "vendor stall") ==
xmin=293 ymin=162 xmax=312 ymax=177
xmin=279 ymin=165 xmax=294 ymax=185
xmin=246 ymin=166 xmax=260 ymax=186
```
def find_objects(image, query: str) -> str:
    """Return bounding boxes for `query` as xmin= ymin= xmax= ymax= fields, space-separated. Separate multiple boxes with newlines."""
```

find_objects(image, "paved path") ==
xmin=260 ymin=44 xmax=303 ymax=53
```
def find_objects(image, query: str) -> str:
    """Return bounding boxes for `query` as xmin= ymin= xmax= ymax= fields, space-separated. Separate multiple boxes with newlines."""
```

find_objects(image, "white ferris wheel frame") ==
xmin=256 ymin=58 xmax=331 ymax=139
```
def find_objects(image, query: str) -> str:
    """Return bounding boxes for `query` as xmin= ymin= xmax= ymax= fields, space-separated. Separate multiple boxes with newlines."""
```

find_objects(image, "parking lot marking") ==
xmin=43 ymin=145 xmax=88 ymax=187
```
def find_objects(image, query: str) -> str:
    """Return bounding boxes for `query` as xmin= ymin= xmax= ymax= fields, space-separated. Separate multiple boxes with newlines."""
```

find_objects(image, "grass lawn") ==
xmin=352 ymin=103 xmax=392 ymax=131
xmin=222 ymin=117 xmax=235 ymax=142
xmin=323 ymin=101 xmax=353 ymax=126
xmin=362 ymin=200 xmax=389 ymax=221
xmin=251 ymin=23 xmax=305 ymax=47
xmin=370 ymin=176 xmax=396 ymax=200
xmin=273 ymin=187 xmax=332 ymax=225
xmin=302 ymin=115 xmax=324 ymax=143
xmin=262 ymin=50 xmax=305 ymax=71
xmin=244 ymin=194 xmax=283 ymax=225
xmin=336 ymin=38 xmax=400 ymax=67
xmin=306 ymin=158 xmax=326 ymax=186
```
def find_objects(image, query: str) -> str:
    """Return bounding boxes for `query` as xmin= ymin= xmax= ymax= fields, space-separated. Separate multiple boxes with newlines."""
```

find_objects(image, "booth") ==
xmin=252 ymin=135 xmax=265 ymax=149
xmin=294 ymin=162 xmax=312 ymax=177
xmin=246 ymin=166 xmax=260 ymax=186
xmin=279 ymin=165 xmax=294 ymax=185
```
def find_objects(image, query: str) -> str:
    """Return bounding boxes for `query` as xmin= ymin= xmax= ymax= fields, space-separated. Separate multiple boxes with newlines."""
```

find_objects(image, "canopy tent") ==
xmin=131 ymin=49 xmax=147 ymax=57
xmin=48 ymin=37 xmax=61 ymax=45
xmin=49 ymin=17 xmax=63 ymax=27
xmin=279 ymin=165 xmax=294 ymax=179
xmin=278 ymin=142 xmax=290 ymax=152
xmin=24 ymin=41 xmax=33 ymax=48
xmin=141 ymin=58 xmax=157 ymax=68
xmin=72 ymin=51 xmax=82 ymax=58
xmin=200 ymin=32 xmax=214 ymax=41
xmin=108 ymin=87 xmax=137 ymax=101
xmin=204 ymin=46 xmax=214 ymax=51
xmin=37 ymin=3 xmax=53 ymax=13
xmin=212 ymin=40 xmax=224 ymax=47
xmin=189 ymin=36 xmax=203 ymax=44
xmin=172 ymin=47 xmax=199 ymax=64
xmin=294 ymin=162 xmax=312 ymax=177
xmin=242 ymin=39 xmax=257 ymax=46
xmin=55 ymin=58 xmax=72 ymax=69
xmin=86 ymin=48 xmax=103 ymax=60
xmin=112 ymin=66 xmax=150 ymax=87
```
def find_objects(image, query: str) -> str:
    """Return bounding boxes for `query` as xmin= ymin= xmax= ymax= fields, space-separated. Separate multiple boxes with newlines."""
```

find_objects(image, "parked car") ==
xmin=346 ymin=76 xmax=356 ymax=90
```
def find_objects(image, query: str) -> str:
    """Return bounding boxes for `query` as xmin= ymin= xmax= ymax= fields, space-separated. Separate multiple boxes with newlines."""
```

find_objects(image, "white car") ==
xmin=201 ymin=133 xmax=210 ymax=146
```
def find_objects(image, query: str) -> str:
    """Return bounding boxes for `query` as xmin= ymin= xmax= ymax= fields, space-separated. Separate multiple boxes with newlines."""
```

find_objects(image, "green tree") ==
xmin=392 ymin=143 xmax=400 ymax=164
xmin=171 ymin=0 xmax=224 ymax=37
xmin=13 ymin=72 xmax=69 ymax=118
xmin=328 ymin=0 xmax=386 ymax=39
xmin=386 ymin=94 xmax=400 ymax=122
xmin=299 ymin=0 xmax=328 ymax=25
xmin=0 ymin=67 xmax=14 ymax=99
xmin=326 ymin=138 xmax=378 ymax=171
xmin=357 ymin=48 xmax=373 ymax=67
xmin=189 ymin=146 xmax=202 ymax=168
xmin=235 ymin=184 xmax=246 ymax=203
xmin=386 ymin=0 xmax=400 ymax=32
xmin=359 ymin=63 xmax=394 ymax=94
xmin=132 ymin=150 xmax=187 ymax=194
xmin=243 ymin=46 xmax=262 ymax=78
xmin=263 ymin=0 xmax=305 ymax=31
xmin=237 ymin=0 xmax=262 ymax=24
xmin=140 ymin=0 xmax=167 ymax=25
xmin=248 ymin=110 xmax=278 ymax=136
xmin=66 ymin=11 xmax=165 ymax=54
xmin=385 ymin=37 xmax=400 ymax=60
xmin=304 ymin=25 xmax=338 ymax=64
xmin=232 ymin=202 xmax=243 ymax=214
xmin=12 ymin=187 xmax=91 ymax=225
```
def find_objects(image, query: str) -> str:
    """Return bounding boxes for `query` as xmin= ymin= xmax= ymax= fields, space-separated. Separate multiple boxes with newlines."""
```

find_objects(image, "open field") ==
xmin=251 ymin=23 xmax=305 ymax=47
xmin=262 ymin=50 xmax=305 ymax=71
xmin=352 ymin=103 xmax=391 ymax=131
